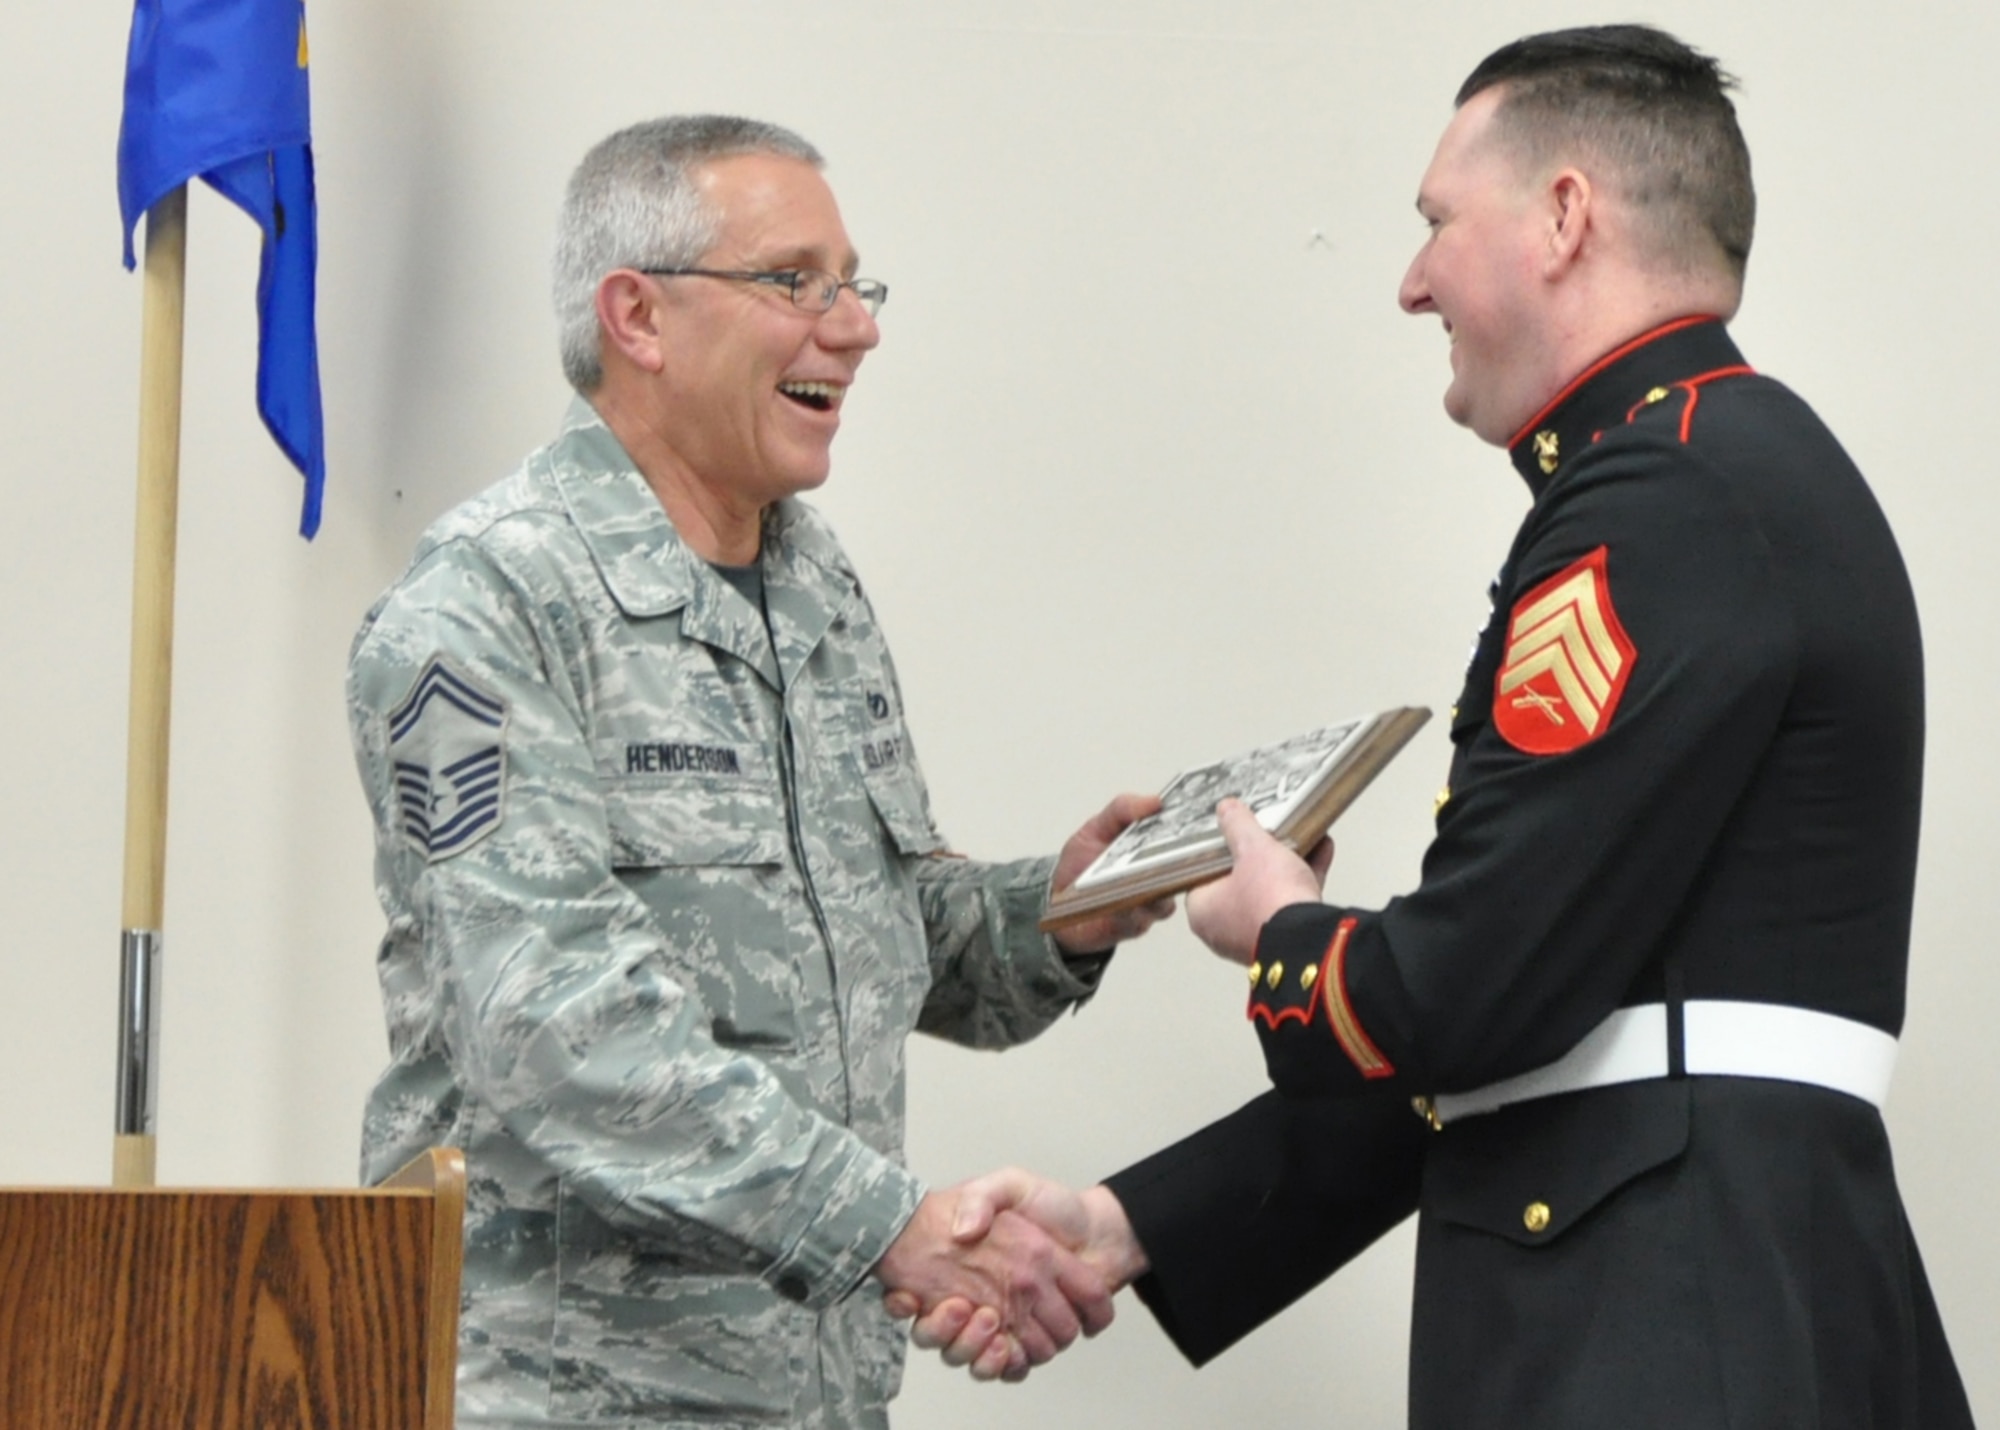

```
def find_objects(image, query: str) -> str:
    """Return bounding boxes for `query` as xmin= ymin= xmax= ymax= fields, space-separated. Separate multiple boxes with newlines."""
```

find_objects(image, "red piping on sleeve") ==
xmin=1248 ymin=955 xmax=1327 ymax=1031
xmin=1322 ymin=918 xmax=1396 ymax=1079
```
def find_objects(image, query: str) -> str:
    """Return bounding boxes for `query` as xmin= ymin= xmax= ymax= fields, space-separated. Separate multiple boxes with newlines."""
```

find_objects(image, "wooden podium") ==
xmin=0 ymin=1148 xmax=465 ymax=1429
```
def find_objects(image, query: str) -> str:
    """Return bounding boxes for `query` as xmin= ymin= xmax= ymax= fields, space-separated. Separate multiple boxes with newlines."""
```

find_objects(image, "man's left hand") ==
xmin=1185 ymin=798 xmax=1331 ymax=964
xmin=1048 ymin=793 xmax=1176 ymax=954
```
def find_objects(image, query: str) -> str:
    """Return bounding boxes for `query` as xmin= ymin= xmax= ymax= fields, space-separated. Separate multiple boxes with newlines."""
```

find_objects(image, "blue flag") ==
xmin=118 ymin=0 xmax=326 ymax=538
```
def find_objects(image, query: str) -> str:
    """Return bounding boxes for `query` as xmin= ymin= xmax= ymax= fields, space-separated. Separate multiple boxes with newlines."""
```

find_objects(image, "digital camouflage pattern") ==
xmin=349 ymin=400 xmax=1103 ymax=1428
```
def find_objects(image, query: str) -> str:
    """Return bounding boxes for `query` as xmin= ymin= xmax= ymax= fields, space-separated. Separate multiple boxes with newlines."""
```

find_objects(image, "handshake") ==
xmin=871 ymin=1167 xmax=1150 ymax=1383
xmin=867 ymin=799 xmax=1329 ymax=1380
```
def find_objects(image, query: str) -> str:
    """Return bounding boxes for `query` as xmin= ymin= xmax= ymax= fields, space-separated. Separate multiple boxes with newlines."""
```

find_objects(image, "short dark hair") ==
xmin=1458 ymin=25 xmax=1754 ymax=279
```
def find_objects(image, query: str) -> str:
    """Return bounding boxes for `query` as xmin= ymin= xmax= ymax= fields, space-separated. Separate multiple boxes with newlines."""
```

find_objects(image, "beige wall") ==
xmin=1 ymin=2 xmax=1991 ymax=1424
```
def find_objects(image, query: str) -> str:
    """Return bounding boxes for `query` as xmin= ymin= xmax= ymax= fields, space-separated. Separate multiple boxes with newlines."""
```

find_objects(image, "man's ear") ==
xmin=1545 ymin=168 xmax=1593 ymax=276
xmin=596 ymin=270 xmax=668 ymax=375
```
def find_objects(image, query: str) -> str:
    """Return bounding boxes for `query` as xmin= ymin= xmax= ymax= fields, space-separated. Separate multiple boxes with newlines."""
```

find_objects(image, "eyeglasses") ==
xmin=640 ymin=267 xmax=888 ymax=317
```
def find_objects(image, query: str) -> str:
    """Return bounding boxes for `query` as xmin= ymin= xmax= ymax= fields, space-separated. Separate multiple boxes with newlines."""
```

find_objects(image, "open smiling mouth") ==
xmin=778 ymin=380 xmax=840 ymax=412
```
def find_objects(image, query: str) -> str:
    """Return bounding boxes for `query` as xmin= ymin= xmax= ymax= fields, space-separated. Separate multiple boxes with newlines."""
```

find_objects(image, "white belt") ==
xmin=1430 ymin=1001 xmax=1898 ymax=1126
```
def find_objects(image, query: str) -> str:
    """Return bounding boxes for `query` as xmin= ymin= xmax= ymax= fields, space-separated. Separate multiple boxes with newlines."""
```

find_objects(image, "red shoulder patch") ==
xmin=1493 ymin=546 xmax=1635 ymax=755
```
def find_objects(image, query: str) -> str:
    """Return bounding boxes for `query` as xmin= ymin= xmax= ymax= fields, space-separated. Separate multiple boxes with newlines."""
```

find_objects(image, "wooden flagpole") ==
xmin=113 ymin=184 xmax=188 ymax=1191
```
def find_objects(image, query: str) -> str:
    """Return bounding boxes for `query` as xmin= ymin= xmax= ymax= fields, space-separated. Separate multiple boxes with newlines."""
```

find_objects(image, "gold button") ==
xmin=1300 ymin=964 xmax=1318 ymax=992
xmin=1434 ymin=785 xmax=1452 ymax=815
xmin=1266 ymin=962 xmax=1284 ymax=990
xmin=1523 ymin=1201 xmax=1551 ymax=1233
xmin=1247 ymin=961 xmax=1262 ymax=987
xmin=1411 ymin=1096 xmax=1443 ymax=1131
xmin=1644 ymin=385 xmax=1670 ymax=404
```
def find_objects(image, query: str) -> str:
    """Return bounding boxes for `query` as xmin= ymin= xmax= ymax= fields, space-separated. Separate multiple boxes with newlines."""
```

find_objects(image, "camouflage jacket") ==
xmin=349 ymin=400 xmax=1103 ymax=1428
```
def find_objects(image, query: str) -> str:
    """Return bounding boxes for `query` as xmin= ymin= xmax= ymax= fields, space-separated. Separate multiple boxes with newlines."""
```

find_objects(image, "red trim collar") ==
xmin=1506 ymin=315 xmax=1723 ymax=451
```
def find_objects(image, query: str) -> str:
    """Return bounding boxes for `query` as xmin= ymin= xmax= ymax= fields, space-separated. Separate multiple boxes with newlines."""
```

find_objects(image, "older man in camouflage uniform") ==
xmin=347 ymin=116 xmax=1165 ymax=1428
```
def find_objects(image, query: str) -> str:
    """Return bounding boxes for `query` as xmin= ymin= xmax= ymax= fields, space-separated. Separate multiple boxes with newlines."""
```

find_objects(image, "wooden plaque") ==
xmin=1040 ymin=706 xmax=1431 ymax=933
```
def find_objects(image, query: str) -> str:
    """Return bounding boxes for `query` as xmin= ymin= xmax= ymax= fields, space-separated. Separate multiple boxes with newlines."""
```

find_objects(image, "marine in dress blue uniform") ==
xmin=1105 ymin=314 xmax=1974 ymax=1428
xmin=891 ymin=31 xmax=1975 ymax=1422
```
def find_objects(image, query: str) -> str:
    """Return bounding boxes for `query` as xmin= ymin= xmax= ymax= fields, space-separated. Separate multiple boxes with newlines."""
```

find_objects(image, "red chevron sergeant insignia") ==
xmin=1493 ymin=546 xmax=1635 ymax=755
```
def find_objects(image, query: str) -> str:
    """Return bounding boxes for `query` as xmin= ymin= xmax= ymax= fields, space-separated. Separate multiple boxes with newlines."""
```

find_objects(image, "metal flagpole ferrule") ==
xmin=116 ymin=929 xmax=163 ymax=1137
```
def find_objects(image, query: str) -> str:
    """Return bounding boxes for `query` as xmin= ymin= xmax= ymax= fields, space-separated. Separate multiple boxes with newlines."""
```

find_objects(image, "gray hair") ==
xmin=551 ymin=115 xmax=824 ymax=392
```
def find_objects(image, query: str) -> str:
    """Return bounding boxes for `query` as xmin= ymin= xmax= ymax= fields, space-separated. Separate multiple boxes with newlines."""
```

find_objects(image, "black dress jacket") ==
xmin=1107 ymin=319 xmax=1974 ymax=1429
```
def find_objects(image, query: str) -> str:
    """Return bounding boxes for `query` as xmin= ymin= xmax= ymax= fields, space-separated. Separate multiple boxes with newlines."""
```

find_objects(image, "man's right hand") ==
xmin=872 ymin=1183 xmax=1115 ymax=1381
xmin=883 ymin=1168 xmax=1148 ymax=1380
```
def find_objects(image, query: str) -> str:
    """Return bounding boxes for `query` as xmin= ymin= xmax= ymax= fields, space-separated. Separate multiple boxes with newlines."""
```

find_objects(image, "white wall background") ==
xmin=2 ymin=2 xmax=1992 ymax=1425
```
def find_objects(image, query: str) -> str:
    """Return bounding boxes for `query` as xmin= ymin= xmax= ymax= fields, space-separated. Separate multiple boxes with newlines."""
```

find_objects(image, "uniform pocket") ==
xmin=862 ymin=770 xmax=944 ymax=858
xmin=1410 ymin=1080 xmax=1718 ymax=1427
xmin=1423 ymin=1078 xmax=1690 ymax=1246
xmin=600 ymin=775 xmax=803 ymax=1052
xmin=601 ymin=772 xmax=788 ymax=868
